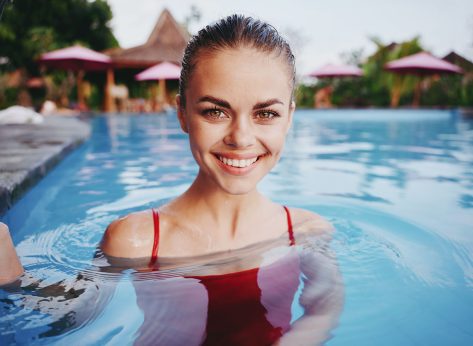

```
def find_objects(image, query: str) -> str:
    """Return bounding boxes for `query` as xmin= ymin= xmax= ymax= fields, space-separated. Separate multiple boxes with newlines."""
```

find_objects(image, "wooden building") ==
xmin=443 ymin=51 xmax=473 ymax=74
xmin=103 ymin=9 xmax=190 ymax=112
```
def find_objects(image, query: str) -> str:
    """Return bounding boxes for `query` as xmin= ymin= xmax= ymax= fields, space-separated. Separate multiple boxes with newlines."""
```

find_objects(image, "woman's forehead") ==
xmin=187 ymin=47 xmax=293 ymax=104
xmin=194 ymin=46 xmax=289 ymax=74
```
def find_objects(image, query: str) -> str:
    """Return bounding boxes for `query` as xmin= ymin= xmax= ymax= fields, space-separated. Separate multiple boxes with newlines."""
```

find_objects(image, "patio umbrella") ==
xmin=39 ymin=45 xmax=112 ymax=108
xmin=308 ymin=64 xmax=363 ymax=108
xmin=308 ymin=64 xmax=363 ymax=78
xmin=135 ymin=61 xmax=181 ymax=111
xmin=384 ymin=51 xmax=463 ymax=106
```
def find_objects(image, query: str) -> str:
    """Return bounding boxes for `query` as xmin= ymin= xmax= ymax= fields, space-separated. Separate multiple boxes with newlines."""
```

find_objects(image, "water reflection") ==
xmin=0 ymin=232 xmax=342 ymax=345
xmin=1 ymin=110 xmax=472 ymax=345
xmin=270 ymin=110 xmax=473 ymax=218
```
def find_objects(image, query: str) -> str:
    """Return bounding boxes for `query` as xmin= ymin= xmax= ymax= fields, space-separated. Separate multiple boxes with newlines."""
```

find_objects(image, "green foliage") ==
xmin=0 ymin=87 xmax=18 ymax=107
xmin=0 ymin=0 xmax=118 ymax=73
xmin=299 ymin=37 xmax=468 ymax=108
xmin=332 ymin=78 xmax=369 ymax=107
xmin=295 ymin=84 xmax=316 ymax=108
xmin=363 ymin=37 xmax=423 ymax=106
xmin=422 ymin=75 xmax=473 ymax=107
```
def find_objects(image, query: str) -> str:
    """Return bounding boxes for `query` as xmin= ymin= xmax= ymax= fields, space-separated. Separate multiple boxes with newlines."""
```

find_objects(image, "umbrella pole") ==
xmin=412 ymin=78 xmax=422 ymax=107
xmin=104 ymin=68 xmax=116 ymax=112
xmin=77 ymin=70 xmax=85 ymax=110
xmin=390 ymin=75 xmax=402 ymax=108
xmin=150 ymin=83 xmax=157 ymax=112
xmin=159 ymin=78 xmax=166 ymax=108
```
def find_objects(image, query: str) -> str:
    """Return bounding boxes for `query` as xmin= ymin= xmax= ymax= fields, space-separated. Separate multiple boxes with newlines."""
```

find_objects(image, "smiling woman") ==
xmin=1 ymin=14 xmax=342 ymax=346
xmin=102 ymin=14 xmax=342 ymax=345
xmin=177 ymin=46 xmax=294 ymax=197
xmin=103 ymin=15 xmax=313 ymax=259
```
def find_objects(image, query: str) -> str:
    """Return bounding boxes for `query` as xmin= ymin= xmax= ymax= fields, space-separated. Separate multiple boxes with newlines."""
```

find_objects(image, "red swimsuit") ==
xmin=146 ymin=207 xmax=300 ymax=346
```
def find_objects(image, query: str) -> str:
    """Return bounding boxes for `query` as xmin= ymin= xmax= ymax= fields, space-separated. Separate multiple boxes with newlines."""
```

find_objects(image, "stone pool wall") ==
xmin=0 ymin=116 xmax=91 ymax=215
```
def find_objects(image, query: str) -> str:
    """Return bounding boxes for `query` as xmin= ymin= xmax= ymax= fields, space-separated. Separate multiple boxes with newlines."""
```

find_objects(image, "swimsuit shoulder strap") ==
xmin=283 ymin=206 xmax=295 ymax=246
xmin=149 ymin=206 xmax=294 ymax=266
xmin=149 ymin=208 xmax=160 ymax=266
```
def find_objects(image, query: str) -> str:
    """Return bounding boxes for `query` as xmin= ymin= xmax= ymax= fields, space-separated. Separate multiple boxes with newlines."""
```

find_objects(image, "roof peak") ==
xmin=106 ymin=9 xmax=190 ymax=68
xmin=146 ymin=8 xmax=189 ymax=46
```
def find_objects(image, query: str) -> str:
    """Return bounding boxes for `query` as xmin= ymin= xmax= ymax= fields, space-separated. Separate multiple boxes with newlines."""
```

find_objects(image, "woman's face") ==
xmin=177 ymin=46 xmax=295 ymax=195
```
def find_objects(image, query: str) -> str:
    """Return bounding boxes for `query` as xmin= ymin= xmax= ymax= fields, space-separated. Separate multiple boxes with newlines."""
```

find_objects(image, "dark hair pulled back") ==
xmin=179 ymin=14 xmax=296 ymax=106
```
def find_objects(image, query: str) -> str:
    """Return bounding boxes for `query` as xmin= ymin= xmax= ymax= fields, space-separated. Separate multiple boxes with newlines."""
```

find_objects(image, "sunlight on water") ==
xmin=1 ymin=110 xmax=473 ymax=345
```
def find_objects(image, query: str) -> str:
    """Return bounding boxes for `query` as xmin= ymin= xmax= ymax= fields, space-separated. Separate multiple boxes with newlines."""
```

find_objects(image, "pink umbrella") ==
xmin=385 ymin=52 xmax=463 ymax=106
xmin=308 ymin=64 xmax=362 ymax=108
xmin=39 ymin=45 xmax=112 ymax=108
xmin=385 ymin=52 xmax=463 ymax=75
xmin=135 ymin=61 xmax=181 ymax=81
xmin=39 ymin=45 xmax=111 ymax=71
xmin=135 ymin=62 xmax=181 ymax=111
xmin=309 ymin=64 xmax=363 ymax=78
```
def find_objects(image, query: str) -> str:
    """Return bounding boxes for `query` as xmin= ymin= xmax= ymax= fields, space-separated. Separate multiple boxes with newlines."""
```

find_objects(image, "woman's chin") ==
xmin=208 ymin=176 xmax=260 ymax=196
xmin=222 ymin=185 xmax=256 ymax=196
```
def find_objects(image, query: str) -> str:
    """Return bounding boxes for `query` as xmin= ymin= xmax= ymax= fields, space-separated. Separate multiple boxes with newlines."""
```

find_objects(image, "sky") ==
xmin=107 ymin=0 xmax=473 ymax=76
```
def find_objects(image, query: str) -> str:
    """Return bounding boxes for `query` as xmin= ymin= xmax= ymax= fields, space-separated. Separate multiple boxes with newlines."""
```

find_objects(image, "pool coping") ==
xmin=0 ymin=116 xmax=91 ymax=216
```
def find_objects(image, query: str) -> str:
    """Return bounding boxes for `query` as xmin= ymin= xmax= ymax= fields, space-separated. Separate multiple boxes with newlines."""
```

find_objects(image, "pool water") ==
xmin=1 ymin=109 xmax=473 ymax=345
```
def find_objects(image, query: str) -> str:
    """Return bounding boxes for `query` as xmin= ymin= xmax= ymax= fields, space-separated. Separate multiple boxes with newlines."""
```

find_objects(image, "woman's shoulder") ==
xmin=288 ymin=207 xmax=334 ymax=236
xmin=101 ymin=210 xmax=154 ymax=258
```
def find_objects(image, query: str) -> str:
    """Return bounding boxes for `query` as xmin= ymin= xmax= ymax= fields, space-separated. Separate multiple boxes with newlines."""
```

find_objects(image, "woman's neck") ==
xmin=166 ymin=171 xmax=275 ymax=241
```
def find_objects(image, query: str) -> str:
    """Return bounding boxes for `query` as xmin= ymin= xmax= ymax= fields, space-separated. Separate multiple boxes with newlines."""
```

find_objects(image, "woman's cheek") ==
xmin=263 ymin=132 xmax=286 ymax=152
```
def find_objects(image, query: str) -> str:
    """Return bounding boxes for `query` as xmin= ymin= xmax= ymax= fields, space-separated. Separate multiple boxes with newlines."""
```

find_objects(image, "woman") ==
xmin=102 ymin=15 xmax=330 ymax=261
xmin=1 ymin=15 xmax=342 ymax=345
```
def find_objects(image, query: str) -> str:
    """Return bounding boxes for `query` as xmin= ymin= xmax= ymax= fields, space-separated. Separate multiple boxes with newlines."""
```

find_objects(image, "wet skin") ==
xmin=177 ymin=46 xmax=295 ymax=196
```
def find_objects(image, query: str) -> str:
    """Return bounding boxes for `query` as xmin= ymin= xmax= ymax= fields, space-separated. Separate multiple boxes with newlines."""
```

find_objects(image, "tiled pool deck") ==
xmin=0 ymin=116 xmax=90 ymax=215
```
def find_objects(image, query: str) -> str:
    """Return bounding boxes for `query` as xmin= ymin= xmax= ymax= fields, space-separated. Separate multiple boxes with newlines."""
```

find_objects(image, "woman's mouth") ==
xmin=217 ymin=156 xmax=258 ymax=168
xmin=213 ymin=153 xmax=266 ymax=175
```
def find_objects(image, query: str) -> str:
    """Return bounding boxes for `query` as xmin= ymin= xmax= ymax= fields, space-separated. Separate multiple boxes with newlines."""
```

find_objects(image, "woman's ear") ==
xmin=176 ymin=94 xmax=188 ymax=133
xmin=286 ymin=101 xmax=295 ymax=134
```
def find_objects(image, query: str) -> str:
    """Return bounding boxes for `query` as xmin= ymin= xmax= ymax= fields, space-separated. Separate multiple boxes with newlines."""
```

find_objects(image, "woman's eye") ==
xmin=255 ymin=110 xmax=280 ymax=119
xmin=203 ymin=108 xmax=226 ymax=119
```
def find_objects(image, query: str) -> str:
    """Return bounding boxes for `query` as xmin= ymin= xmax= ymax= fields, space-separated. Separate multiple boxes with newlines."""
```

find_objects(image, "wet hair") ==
xmin=179 ymin=14 xmax=296 ymax=107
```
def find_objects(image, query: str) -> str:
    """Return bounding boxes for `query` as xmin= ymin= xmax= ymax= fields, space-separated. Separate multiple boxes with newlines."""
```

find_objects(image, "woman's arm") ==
xmin=0 ymin=222 xmax=115 ymax=340
xmin=278 ymin=211 xmax=344 ymax=346
xmin=0 ymin=222 xmax=24 ymax=285
xmin=0 ymin=209 xmax=149 ymax=286
xmin=279 ymin=247 xmax=344 ymax=345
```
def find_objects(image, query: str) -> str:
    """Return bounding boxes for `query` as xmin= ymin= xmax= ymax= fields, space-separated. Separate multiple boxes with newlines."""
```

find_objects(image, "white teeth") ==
xmin=218 ymin=156 xmax=258 ymax=168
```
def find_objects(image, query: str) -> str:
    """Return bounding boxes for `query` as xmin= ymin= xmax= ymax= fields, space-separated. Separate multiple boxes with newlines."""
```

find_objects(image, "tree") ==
xmin=364 ymin=37 xmax=423 ymax=107
xmin=0 ymin=0 xmax=118 ymax=73
xmin=183 ymin=4 xmax=201 ymax=31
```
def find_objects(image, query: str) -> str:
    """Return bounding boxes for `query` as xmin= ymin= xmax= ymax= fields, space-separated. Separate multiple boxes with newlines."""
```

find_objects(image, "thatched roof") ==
xmin=105 ymin=9 xmax=190 ymax=69
xmin=443 ymin=51 xmax=473 ymax=72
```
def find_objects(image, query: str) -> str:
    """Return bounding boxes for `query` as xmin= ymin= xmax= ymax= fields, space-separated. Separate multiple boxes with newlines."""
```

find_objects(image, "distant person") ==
xmin=1 ymin=15 xmax=343 ymax=345
xmin=314 ymin=85 xmax=333 ymax=108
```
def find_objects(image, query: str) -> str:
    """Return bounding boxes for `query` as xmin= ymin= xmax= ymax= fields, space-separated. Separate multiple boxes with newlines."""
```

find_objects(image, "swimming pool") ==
xmin=1 ymin=109 xmax=472 ymax=345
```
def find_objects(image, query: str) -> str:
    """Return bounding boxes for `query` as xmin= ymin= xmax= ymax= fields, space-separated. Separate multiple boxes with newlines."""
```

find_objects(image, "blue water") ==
xmin=1 ymin=109 xmax=473 ymax=345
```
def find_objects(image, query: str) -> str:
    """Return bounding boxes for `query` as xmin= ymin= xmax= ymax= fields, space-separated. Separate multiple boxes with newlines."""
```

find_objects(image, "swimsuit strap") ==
xmin=149 ymin=205 xmax=295 ymax=265
xmin=149 ymin=208 xmax=160 ymax=266
xmin=283 ymin=206 xmax=296 ymax=246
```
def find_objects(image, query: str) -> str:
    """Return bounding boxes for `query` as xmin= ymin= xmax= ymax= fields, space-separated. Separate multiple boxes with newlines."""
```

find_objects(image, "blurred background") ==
xmin=0 ymin=0 xmax=472 ymax=111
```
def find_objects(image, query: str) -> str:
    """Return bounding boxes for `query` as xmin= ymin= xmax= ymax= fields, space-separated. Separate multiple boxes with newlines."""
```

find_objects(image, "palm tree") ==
xmin=364 ymin=37 xmax=424 ymax=107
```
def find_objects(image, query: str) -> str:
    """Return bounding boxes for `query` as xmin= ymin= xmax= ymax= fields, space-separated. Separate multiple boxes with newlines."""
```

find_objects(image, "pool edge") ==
xmin=0 ymin=116 xmax=91 ymax=216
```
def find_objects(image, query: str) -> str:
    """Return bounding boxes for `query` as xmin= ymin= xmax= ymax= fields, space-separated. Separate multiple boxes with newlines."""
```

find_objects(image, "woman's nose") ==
xmin=223 ymin=117 xmax=256 ymax=148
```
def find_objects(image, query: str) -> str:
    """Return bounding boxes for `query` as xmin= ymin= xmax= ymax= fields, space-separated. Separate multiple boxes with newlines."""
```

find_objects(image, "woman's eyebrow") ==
xmin=197 ymin=96 xmax=231 ymax=108
xmin=253 ymin=99 xmax=284 ymax=109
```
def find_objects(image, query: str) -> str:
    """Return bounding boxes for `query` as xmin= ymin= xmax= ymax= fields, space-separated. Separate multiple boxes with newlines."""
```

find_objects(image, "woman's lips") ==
xmin=213 ymin=153 xmax=266 ymax=175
